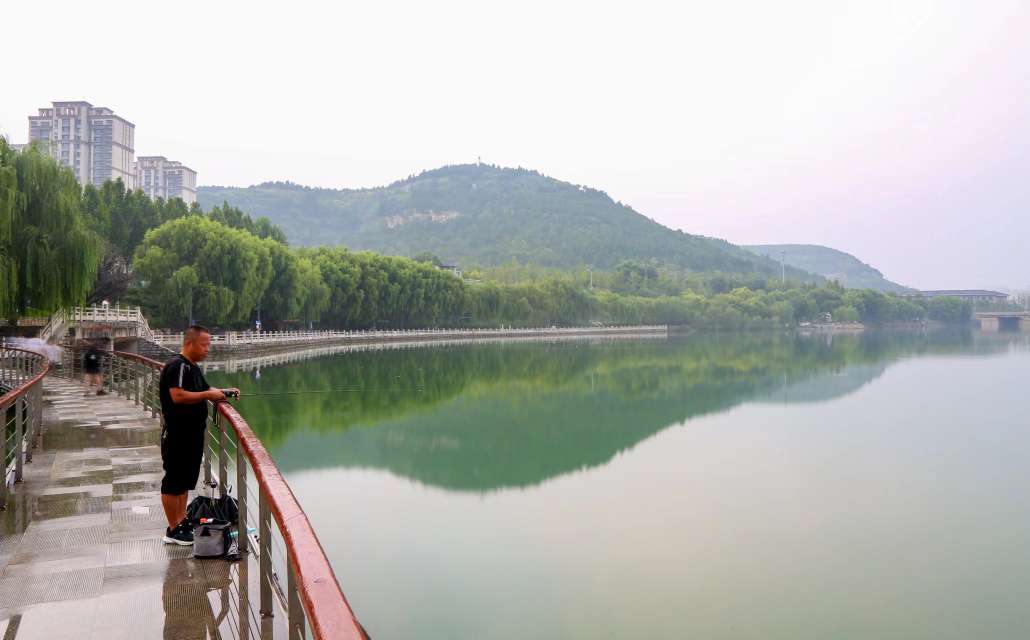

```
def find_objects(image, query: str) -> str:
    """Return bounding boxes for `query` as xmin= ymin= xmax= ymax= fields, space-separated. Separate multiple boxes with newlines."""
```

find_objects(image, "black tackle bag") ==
xmin=187 ymin=482 xmax=240 ymax=525
xmin=194 ymin=520 xmax=232 ymax=559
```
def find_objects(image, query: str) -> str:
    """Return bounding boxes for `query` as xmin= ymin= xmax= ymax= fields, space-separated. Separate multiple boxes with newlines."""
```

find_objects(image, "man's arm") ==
xmin=170 ymin=387 xmax=225 ymax=404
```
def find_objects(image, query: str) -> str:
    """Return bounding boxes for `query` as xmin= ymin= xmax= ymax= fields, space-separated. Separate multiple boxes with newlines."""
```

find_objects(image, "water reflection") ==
xmin=210 ymin=329 xmax=1027 ymax=492
xmin=160 ymin=560 xmax=230 ymax=639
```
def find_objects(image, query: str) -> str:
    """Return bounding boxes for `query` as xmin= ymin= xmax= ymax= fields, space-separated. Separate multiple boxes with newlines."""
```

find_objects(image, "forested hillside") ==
xmin=199 ymin=164 xmax=813 ymax=279
xmin=745 ymin=244 xmax=912 ymax=292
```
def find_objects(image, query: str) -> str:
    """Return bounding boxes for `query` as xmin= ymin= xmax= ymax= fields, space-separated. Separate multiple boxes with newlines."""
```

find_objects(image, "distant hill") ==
xmin=199 ymin=164 xmax=814 ymax=280
xmin=744 ymin=244 xmax=911 ymax=292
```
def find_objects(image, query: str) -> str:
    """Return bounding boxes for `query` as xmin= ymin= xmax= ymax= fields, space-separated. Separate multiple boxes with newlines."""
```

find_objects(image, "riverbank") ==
xmin=152 ymin=325 xmax=669 ymax=354
xmin=798 ymin=321 xmax=866 ymax=333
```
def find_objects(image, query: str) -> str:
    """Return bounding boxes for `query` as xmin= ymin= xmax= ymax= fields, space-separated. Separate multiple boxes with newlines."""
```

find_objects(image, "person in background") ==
xmin=83 ymin=341 xmax=105 ymax=395
xmin=158 ymin=325 xmax=240 ymax=545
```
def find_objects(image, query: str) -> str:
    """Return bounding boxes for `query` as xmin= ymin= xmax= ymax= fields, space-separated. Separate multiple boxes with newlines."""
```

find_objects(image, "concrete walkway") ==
xmin=0 ymin=377 xmax=263 ymax=639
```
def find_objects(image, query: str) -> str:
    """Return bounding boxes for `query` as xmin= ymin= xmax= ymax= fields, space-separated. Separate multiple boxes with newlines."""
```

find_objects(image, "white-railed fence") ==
xmin=40 ymin=305 xmax=157 ymax=343
xmin=154 ymin=325 xmax=668 ymax=350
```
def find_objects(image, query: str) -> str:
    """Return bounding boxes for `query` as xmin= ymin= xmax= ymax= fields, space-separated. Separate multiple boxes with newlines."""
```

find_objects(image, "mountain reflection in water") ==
xmin=209 ymin=329 xmax=1026 ymax=492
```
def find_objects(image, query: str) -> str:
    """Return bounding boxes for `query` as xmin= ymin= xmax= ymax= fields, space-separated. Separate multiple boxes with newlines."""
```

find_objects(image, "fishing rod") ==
xmin=227 ymin=386 xmax=425 ymax=397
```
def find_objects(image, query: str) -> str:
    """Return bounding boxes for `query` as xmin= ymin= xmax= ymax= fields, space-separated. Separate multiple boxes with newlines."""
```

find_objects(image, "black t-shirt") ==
xmin=159 ymin=354 xmax=212 ymax=430
xmin=84 ymin=348 xmax=101 ymax=372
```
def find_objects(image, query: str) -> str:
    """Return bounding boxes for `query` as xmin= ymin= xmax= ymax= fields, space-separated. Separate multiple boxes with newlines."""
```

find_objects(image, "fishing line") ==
xmin=233 ymin=386 xmax=424 ymax=397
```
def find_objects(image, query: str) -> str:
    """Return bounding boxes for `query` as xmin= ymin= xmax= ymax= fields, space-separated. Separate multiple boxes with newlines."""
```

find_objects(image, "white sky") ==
xmin=4 ymin=0 xmax=1029 ymax=289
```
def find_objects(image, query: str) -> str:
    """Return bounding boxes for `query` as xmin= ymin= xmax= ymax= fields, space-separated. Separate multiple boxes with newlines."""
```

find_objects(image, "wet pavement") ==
xmin=0 ymin=377 xmax=273 ymax=639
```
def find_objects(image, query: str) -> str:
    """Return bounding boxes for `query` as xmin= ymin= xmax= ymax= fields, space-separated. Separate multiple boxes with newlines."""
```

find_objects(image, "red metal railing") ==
xmin=0 ymin=346 xmax=50 ymax=508
xmin=99 ymin=350 xmax=367 ymax=639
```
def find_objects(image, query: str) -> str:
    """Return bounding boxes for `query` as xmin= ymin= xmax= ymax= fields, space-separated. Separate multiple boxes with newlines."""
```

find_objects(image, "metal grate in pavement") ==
xmin=106 ymin=538 xmax=192 ymax=566
xmin=32 ymin=495 xmax=111 ymax=519
xmin=0 ymin=567 xmax=104 ymax=608
xmin=113 ymin=479 xmax=161 ymax=495
xmin=20 ymin=524 xmax=109 ymax=553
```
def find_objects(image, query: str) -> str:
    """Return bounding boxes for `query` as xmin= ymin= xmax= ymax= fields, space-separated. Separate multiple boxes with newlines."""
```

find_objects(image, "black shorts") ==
xmin=160 ymin=424 xmax=206 ymax=495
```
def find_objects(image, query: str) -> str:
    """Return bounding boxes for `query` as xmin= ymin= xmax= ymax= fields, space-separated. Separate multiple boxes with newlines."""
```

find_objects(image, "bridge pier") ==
xmin=981 ymin=316 xmax=1001 ymax=332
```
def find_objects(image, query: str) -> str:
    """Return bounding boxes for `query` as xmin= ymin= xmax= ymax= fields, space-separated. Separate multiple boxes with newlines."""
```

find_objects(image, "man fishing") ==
xmin=159 ymin=325 xmax=240 ymax=545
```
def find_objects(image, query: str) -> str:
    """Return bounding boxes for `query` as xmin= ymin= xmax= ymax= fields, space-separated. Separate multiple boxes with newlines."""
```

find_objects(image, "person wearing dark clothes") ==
xmin=83 ymin=343 xmax=104 ymax=395
xmin=158 ymin=325 xmax=240 ymax=545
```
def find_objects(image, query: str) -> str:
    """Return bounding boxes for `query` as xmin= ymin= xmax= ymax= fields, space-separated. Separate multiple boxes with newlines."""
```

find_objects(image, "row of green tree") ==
xmin=131 ymin=211 xmax=971 ymax=329
xmin=1 ymin=139 xmax=973 ymax=330
xmin=132 ymin=215 xmax=469 ymax=327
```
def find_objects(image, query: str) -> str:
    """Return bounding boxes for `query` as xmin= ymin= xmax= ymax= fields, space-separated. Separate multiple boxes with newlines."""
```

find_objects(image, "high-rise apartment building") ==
xmin=28 ymin=101 xmax=135 ymax=189
xmin=135 ymin=156 xmax=198 ymax=205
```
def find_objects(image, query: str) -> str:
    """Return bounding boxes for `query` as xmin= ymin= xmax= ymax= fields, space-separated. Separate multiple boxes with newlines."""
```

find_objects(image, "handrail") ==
xmin=0 ymin=346 xmax=50 ymax=509
xmin=107 ymin=350 xmax=366 ymax=639
xmin=0 ymin=347 xmax=50 ymax=405
xmin=218 ymin=401 xmax=366 ymax=640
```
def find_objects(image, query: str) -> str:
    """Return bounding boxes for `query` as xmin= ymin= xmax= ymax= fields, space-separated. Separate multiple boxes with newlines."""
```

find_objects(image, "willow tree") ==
xmin=133 ymin=215 xmax=273 ymax=327
xmin=0 ymin=139 xmax=103 ymax=321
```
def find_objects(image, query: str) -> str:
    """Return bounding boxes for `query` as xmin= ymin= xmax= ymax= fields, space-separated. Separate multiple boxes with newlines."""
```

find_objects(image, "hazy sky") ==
xmin=4 ymin=0 xmax=1029 ymax=289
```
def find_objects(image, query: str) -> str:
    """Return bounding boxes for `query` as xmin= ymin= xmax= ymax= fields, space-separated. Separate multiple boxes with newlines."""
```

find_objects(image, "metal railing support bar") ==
xmin=14 ymin=399 xmax=23 ymax=483
xmin=218 ymin=412 xmax=228 ymax=499
xmin=0 ymin=415 xmax=8 ymax=509
xmin=238 ymin=555 xmax=252 ymax=640
xmin=289 ymin=556 xmax=306 ymax=639
xmin=25 ymin=387 xmax=35 ymax=463
xmin=204 ymin=406 xmax=214 ymax=487
xmin=237 ymin=439 xmax=249 ymax=554
xmin=259 ymin=486 xmax=273 ymax=618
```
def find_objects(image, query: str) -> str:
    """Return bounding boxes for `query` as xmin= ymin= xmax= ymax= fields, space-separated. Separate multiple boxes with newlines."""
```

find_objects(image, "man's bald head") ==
xmin=184 ymin=325 xmax=209 ymax=343
xmin=182 ymin=324 xmax=212 ymax=362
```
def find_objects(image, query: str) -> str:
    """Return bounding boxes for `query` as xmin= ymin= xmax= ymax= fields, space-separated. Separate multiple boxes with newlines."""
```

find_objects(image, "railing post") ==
xmin=0 ymin=412 xmax=7 ymax=509
xmin=133 ymin=361 xmax=140 ymax=405
xmin=203 ymin=404 xmax=214 ymax=487
xmin=236 ymin=439 xmax=248 ymax=554
xmin=25 ymin=385 xmax=35 ymax=463
xmin=33 ymin=381 xmax=42 ymax=452
xmin=217 ymin=411 xmax=227 ymax=499
xmin=288 ymin=555 xmax=306 ymax=639
xmin=148 ymin=368 xmax=158 ymax=417
xmin=14 ymin=398 xmax=23 ymax=483
xmin=259 ymin=487 xmax=273 ymax=618
xmin=238 ymin=550 xmax=252 ymax=640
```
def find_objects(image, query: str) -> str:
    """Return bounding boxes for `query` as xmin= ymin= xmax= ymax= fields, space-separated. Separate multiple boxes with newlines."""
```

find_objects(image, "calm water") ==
xmin=209 ymin=330 xmax=1030 ymax=639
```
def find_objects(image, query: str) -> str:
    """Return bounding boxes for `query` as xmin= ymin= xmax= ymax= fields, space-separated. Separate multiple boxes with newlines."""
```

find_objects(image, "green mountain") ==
xmin=744 ymin=244 xmax=912 ymax=292
xmin=198 ymin=164 xmax=813 ymax=279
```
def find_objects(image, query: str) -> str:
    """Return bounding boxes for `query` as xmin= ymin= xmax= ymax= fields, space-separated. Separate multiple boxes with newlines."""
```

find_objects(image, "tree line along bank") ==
xmin=1 ymin=139 xmax=971 ymax=330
